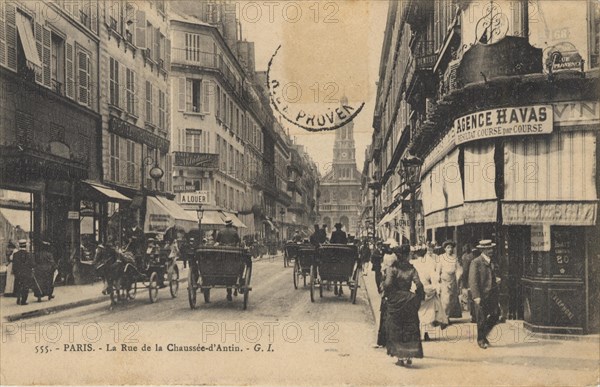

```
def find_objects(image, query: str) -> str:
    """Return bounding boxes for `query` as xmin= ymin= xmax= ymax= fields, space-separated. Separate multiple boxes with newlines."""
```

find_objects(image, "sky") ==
xmin=237 ymin=1 xmax=389 ymax=175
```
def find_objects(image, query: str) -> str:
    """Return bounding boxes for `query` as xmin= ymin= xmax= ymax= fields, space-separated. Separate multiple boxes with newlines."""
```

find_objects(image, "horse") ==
xmin=93 ymin=243 xmax=139 ymax=304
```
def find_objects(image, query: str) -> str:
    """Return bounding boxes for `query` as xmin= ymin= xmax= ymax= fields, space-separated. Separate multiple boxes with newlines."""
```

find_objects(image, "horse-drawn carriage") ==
xmin=284 ymin=242 xmax=299 ymax=268
xmin=94 ymin=242 xmax=179 ymax=305
xmin=187 ymin=246 xmax=253 ymax=310
xmin=292 ymin=244 xmax=315 ymax=289
xmin=309 ymin=244 xmax=361 ymax=304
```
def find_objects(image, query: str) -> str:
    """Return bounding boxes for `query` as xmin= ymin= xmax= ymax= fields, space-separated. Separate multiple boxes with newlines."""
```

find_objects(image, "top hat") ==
xmin=224 ymin=217 xmax=233 ymax=225
xmin=18 ymin=239 xmax=27 ymax=247
xmin=334 ymin=223 xmax=343 ymax=229
xmin=477 ymin=239 xmax=496 ymax=249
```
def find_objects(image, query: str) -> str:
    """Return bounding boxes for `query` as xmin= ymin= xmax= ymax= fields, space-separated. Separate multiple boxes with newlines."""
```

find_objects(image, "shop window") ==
xmin=0 ymin=189 xmax=34 ymax=265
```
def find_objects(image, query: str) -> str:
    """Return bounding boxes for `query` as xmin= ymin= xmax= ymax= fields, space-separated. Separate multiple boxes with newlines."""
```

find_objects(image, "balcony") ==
xmin=172 ymin=48 xmax=242 ymax=96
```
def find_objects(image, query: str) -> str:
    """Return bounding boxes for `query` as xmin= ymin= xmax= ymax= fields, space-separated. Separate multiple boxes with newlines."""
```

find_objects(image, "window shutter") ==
xmin=165 ymin=38 xmax=171 ymax=71
xmin=77 ymin=51 xmax=89 ymax=105
xmin=135 ymin=10 xmax=146 ymax=48
xmin=201 ymin=80 xmax=211 ymax=114
xmin=178 ymin=77 xmax=185 ymax=111
xmin=65 ymin=42 xmax=74 ymax=99
xmin=154 ymin=27 xmax=160 ymax=62
xmin=42 ymin=26 xmax=51 ymax=87
xmin=185 ymin=79 xmax=192 ymax=112
xmin=34 ymin=22 xmax=43 ymax=83
xmin=119 ymin=64 xmax=126 ymax=109
xmin=4 ymin=2 xmax=16 ymax=71
xmin=0 ymin=2 xmax=5 ymax=68
xmin=86 ymin=53 xmax=91 ymax=106
xmin=90 ymin=1 xmax=98 ymax=34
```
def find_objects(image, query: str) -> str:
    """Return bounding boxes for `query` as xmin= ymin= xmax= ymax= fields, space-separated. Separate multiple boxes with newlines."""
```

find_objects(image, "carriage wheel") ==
xmin=203 ymin=288 xmax=210 ymax=303
xmin=243 ymin=266 xmax=252 ymax=310
xmin=293 ymin=260 xmax=299 ymax=289
xmin=169 ymin=266 xmax=179 ymax=298
xmin=309 ymin=265 xmax=315 ymax=303
xmin=149 ymin=272 xmax=159 ymax=303
xmin=351 ymin=267 xmax=361 ymax=304
xmin=187 ymin=271 xmax=197 ymax=309
xmin=128 ymin=281 xmax=137 ymax=300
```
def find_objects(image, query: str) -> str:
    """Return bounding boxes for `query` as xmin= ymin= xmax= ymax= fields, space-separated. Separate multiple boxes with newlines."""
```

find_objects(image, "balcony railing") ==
xmin=172 ymin=48 xmax=242 ymax=95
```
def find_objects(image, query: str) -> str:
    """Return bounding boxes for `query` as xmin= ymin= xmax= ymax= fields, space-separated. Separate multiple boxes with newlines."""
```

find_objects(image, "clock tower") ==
xmin=332 ymin=96 xmax=357 ymax=180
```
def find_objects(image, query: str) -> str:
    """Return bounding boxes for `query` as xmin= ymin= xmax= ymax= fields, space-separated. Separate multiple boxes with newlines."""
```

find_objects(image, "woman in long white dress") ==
xmin=411 ymin=247 xmax=448 ymax=340
xmin=434 ymin=240 xmax=463 ymax=320
xmin=4 ymin=241 xmax=16 ymax=296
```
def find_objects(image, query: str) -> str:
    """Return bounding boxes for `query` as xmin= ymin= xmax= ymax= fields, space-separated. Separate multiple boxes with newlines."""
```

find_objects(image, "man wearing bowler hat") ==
xmin=469 ymin=239 xmax=501 ymax=349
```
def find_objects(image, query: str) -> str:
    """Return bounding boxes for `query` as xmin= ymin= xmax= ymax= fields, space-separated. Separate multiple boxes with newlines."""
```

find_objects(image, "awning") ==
xmin=144 ymin=196 xmax=197 ymax=233
xmin=502 ymin=131 xmax=597 ymax=226
xmin=155 ymin=196 xmax=198 ymax=231
xmin=16 ymin=13 xmax=42 ymax=68
xmin=222 ymin=212 xmax=247 ymax=228
xmin=188 ymin=209 xmax=225 ymax=228
xmin=263 ymin=219 xmax=277 ymax=230
xmin=0 ymin=208 xmax=32 ymax=232
xmin=82 ymin=181 xmax=131 ymax=202
xmin=377 ymin=204 xmax=399 ymax=227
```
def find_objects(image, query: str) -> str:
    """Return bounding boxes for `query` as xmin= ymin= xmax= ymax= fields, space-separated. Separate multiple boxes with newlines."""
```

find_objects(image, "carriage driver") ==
xmin=215 ymin=217 xmax=242 ymax=301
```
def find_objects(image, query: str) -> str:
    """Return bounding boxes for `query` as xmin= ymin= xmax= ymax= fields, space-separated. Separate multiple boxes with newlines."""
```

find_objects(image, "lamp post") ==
xmin=280 ymin=208 xmax=286 ymax=243
xmin=142 ymin=154 xmax=164 ymax=191
xmin=367 ymin=178 xmax=382 ymax=244
xmin=196 ymin=204 xmax=204 ymax=245
xmin=401 ymin=155 xmax=422 ymax=244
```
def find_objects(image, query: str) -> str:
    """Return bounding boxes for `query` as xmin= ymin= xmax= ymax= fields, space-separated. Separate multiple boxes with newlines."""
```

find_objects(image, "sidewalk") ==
xmin=363 ymin=269 xmax=600 ymax=353
xmin=1 ymin=262 xmax=188 ymax=322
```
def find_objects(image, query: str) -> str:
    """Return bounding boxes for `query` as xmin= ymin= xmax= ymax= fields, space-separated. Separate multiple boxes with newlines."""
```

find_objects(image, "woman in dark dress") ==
xmin=383 ymin=244 xmax=425 ymax=367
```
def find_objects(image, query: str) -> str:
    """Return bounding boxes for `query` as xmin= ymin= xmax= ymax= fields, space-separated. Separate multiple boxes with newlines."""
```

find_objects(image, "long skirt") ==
xmin=4 ymin=262 xmax=16 ymax=295
xmin=419 ymin=287 xmax=448 ymax=327
xmin=440 ymin=275 xmax=462 ymax=318
xmin=385 ymin=290 xmax=423 ymax=359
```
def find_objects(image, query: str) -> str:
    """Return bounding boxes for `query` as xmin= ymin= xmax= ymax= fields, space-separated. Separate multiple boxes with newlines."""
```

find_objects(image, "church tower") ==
xmin=332 ymin=96 xmax=357 ymax=181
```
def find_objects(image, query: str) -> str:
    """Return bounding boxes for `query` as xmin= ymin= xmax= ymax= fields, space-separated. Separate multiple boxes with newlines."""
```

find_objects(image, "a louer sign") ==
xmin=454 ymin=105 xmax=553 ymax=145
xmin=179 ymin=191 xmax=209 ymax=204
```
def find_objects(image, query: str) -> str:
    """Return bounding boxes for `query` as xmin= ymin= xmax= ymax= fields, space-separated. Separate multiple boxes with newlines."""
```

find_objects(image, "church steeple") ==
xmin=332 ymin=96 xmax=357 ymax=179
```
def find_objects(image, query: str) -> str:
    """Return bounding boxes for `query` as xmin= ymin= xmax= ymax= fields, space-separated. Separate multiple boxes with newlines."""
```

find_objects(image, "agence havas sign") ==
xmin=454 ymin=105 xmax=553 ymax=145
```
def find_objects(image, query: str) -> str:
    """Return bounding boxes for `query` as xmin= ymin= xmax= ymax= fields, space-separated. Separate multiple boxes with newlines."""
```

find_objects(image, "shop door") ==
xmin=46 ymin=195 xmax=70 ymax=265
xmin=505 ymin=226 xmax=528 ymax=320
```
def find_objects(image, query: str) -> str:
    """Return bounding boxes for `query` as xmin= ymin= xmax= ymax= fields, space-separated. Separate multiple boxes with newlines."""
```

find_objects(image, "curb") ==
xmin=3 ymin=276 xmax=189 ymax=322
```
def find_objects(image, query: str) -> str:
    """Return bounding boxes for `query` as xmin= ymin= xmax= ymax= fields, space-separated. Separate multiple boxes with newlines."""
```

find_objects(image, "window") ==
xmin=109 ymin=134 xmax=120 ymax=182
xmin=126 ymin=141 xmax=136 ymax=184
xmin=229 ymin=187 xmax=233 ymax=209
xmin=216 ymin=182 xmax=221 ymax=204
xmin=185 ymin=129 xmax=202 ymax=153
xmin=146 ymin=80 xmax=153 ymax=123
xmin=109 ymin=57 xmax=119 ymax=106
xmin=16 ymin=11 xmax=42 ymax=71
xmin=51 ymin=34 xmax=64 ymax=94
xmin=187 ymin=79 xmax=201 ymax=112
xmin=229 ymin=145 xmax=234 ymax=174
xmin=215 ymin=86 xmax=221 ymax=119
xmin=125 ymin=68 xmax=135 ymax=114
xmin=77 ymin=49 xmax=90 ymax=106
xmin=185 ymin=32 xmax=201 ymax=62
xmin=158 ymin=90 xmax=166 ymax=129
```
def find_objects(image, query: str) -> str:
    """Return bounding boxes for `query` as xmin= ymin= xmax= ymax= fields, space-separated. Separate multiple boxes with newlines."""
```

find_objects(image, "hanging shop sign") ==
xmin=454 ymin=105 xmax=553 ymax=145
xmin=67 ymin=211 xmax=80 ymax=220
xmin=179 ymin=191 xmax=209 ymax=205
xmin=109 ymin=116 xmax=170 ymax=153
xmin=544 ymin=42 xmax=584 ymax=73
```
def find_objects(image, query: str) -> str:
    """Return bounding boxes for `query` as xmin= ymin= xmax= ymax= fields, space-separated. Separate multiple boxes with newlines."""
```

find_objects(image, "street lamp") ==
xmin=279 ymin=208 xmax=286 ymax=242
xmin=142 ymin=155 xmax=164 ymax=191
xmin=367 ymin=178 xmax=382 ymax=244
xmin=400 ymin=155 xmax=422 ymax=244
xmin=196 ymin=204 xmax=204 ymax=244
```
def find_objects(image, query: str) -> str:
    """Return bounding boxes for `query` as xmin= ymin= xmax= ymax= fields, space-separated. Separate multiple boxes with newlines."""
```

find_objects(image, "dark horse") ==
xmin=94 ymin=244 xmax=140 ymax=304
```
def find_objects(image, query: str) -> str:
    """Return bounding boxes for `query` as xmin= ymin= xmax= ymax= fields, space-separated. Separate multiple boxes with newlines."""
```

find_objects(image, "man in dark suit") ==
xmin=309 ymin=224 xmax=321 ymax=247
xmin=318 ymin=224 xmax=328 ymax=244
xmin=469 ymin=239 xmax=501 ymax=349
xmin=13 ymin=239 xmax=34 ymax=305
xmin=216 ymin=218 xmax=241 ymax=301
xmin=329 ymin=223 xmax=347 ymax=244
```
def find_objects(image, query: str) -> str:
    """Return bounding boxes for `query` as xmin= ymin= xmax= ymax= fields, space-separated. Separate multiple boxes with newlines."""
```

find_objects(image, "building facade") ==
xmin=370 ymin=0 xmax=600 ymax=334
xmin=0 ymin=0 xmax=101 ymax=274
xmin=320 ymin=111 xmax=362 ymax=236
xmin=99 ymin=0 xmax=171 ymax=239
